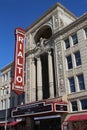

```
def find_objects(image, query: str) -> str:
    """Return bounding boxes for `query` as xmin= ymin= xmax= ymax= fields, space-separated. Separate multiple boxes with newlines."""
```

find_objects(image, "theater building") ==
xmin=0 ymin=2 xmax=87 ymax=130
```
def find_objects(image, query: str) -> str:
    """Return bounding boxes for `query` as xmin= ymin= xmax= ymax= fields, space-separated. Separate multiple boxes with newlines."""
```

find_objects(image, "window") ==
xmin=1 ymin=89 xmax=3 ymax=96
xmin=74 ymin=51 xmax=82 ymax=66
xmin=18 ymin=95 xmax=21 ymax=105
xmin=2 ymin=99 xmax=6 ymax=109
xmin=72 ymin=34 xmax=78 ymax=45
xmin=65 ymin=38 xmax=70 ymax=49
xmin=77 ymin=74 xmax=85 ymax=90
xmin=71 ymin=101 xmax=78 ymax=111
xmin=11 ymin=97 xmax=14 ymax=108
xmin=20 ymin=93 xmax=25 ymax=104
xmin=2 ymin=75 xmax=5 ymax=83
xmin=8 ymin=71 xmax=10 ymax=80
xmin=80 ymin=99 xmax=87 ymax=110
xmin=69 ymin=77 xmax=76 ymax=93
xmin=17 ymin=94 xmax=25 ymax=105
xmin=84 ymin=28 xmax=87 ymax=37
xmin=1 ymin=100 xmax=3 ymax=110
xmin=5 ymin=73 xmax=8 ymax=81
xmin=8 ymin=98 xmax=10 ymax=108
xmin=66 ymin=55 xmax=73 ymax=69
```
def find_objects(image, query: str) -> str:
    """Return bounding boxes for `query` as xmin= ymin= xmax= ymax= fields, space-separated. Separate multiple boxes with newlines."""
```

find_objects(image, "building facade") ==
xmin=0 ymin=2 xmax=87 ymax=130
xmin=0 ymin=62 xmax=25 ymax=128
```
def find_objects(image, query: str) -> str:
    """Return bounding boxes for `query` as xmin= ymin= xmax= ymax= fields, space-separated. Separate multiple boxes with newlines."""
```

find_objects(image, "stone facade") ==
xmin=25 ymin=3 xmax=76 ymax=104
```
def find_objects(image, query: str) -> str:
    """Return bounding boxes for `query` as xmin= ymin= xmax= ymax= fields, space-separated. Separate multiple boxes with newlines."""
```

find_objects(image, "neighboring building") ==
xmin=0 ymin=62 xmax=25 ymax=123
xmin=0 ymin=62 xmax=13 ymax=110
xmin=0 ymin=2 xmax=87 ymax=130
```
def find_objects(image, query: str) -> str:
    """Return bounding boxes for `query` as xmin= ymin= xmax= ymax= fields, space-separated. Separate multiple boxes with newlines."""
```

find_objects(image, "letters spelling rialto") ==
xmin=12 ymin=28 xmax=25 ymax=95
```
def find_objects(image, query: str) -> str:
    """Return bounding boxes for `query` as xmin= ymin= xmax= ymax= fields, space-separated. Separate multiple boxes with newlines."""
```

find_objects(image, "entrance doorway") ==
xmin=35 ymin=117 xmax=61 ymax=130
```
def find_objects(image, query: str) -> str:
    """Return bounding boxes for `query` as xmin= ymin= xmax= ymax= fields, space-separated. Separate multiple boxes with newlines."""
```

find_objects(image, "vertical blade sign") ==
xmin=12 ymin=28 xmax=25 ymax=95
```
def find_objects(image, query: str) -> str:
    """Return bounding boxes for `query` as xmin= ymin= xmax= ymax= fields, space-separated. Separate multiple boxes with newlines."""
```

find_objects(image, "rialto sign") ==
xmin=12 ymin=28 xmax=25 ymax=95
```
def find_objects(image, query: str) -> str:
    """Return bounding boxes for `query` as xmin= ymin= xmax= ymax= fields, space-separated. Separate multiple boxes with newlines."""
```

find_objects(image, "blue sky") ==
xmin=0 ymin=0 xmax=87 ymax=69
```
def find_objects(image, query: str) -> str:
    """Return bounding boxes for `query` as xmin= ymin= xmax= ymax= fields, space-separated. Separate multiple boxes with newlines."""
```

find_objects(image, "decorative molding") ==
xmin=68 ymin=90 xmax=87 ymax=100
xmin=62 ymin=20 xmax=87 ymax=39
xmin=56 ymin=41 xmax=66 ymax=95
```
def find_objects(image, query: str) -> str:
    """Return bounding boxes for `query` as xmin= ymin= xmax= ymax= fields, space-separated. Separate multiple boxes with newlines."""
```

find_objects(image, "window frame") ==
xmin=64 ymin=38 xmax=70 ymax=49
xmin=77 ymin=74 xmax=85 ymax=90
xmin=68 ymin=77 xmax=76 ymax=93
xmin=84 ymin=28 xmax=87 ymax=37
xmin=74 ymin=51 xmax=82 ymax=66
xmin=80 ymin=98 xmax=87 ymax=110
xmin=66 ymin=55 xmax=73 ymax=70
xmin=72 ymin=33 xmax=78 ymax=45
xmin=71 ymin=100 xmax=78 ymax=111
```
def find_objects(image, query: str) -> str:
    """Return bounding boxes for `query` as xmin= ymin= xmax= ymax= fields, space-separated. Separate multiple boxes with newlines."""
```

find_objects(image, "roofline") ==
xmin=0 ymin=62 xmax=14 ymax=72
xmin=57 ymin=13 xmax=87 ymax=36
xmin=25 ymin=3 xmax=77 ymax=32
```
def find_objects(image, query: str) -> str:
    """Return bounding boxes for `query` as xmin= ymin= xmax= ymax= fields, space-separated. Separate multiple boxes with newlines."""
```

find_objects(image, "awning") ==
xmin=0 ymin=123 xmax=5 ymax=126
xmin=67 ymin=114 xmax=87 ymax=122
xmin=0 ymin=121 xmax=20 ymax=127
xmin=7 ymin=121 xmax=21 ymax=126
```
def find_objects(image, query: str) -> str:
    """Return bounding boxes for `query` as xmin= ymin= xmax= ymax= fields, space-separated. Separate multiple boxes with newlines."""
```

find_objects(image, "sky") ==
xmin=0 ymin=0 xmax=87 ymax=69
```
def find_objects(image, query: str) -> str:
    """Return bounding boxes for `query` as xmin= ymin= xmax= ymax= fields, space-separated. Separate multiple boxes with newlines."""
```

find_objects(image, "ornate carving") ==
xmin=59 ymin=64 xmax=62 ymax=70
xmin=53 ymin=14 xmax=59 ymax=28
xmin=33 ymin=38 xmax=53 ymax=58
xmin=56 ymin=41 xmax=65 ymax=95
xmin=37 ymin=37 xmax=46 ymax=49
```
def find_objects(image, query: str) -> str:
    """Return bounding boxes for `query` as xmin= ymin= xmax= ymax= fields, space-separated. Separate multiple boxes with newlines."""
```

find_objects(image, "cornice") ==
xmin=0 ymin=62 xmax=14 ymax=73
xmin=68 ymin=90 xmax=87 ymax=100
xmin=54 ymin=13 xmax=87 ymax=38
xmin=25 ymin=3 xmax=77 ymax=33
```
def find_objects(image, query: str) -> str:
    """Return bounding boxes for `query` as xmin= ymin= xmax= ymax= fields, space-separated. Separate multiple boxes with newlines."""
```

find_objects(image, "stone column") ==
xmin=48 ymin=51 xmax=54 ymax=98
xmin=31 ymin=59 xmax=36 ymax=101
xmin=37 ymin=57 xmax=43 ymax=100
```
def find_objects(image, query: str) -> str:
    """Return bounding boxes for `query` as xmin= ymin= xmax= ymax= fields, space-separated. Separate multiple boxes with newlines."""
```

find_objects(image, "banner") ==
xmin=12 ymin=27 xmax=25 ymax=95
